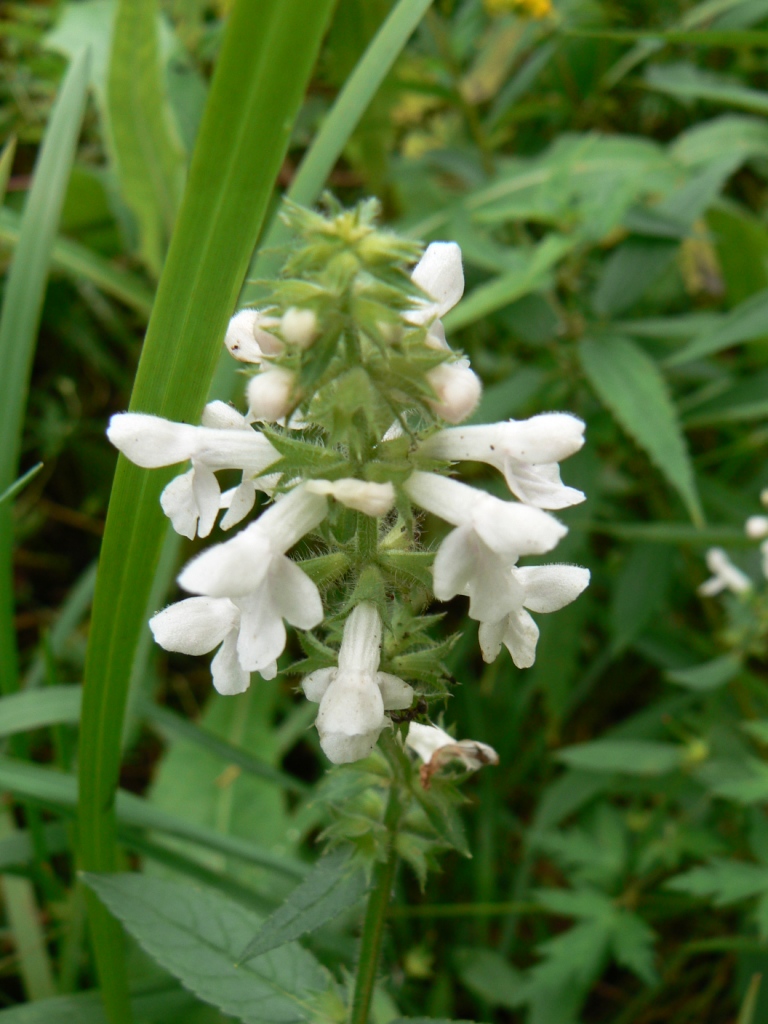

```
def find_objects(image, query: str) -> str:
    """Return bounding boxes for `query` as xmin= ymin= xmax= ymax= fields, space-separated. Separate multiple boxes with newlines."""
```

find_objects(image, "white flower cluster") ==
xmin=107 ymin=240 xmax=589 ymax=764
xmin=700 ymin=489 xmax=768 ymax=596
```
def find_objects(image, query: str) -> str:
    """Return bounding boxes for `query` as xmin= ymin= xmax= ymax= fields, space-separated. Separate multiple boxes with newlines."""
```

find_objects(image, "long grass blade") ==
xmin=76 ymin=4 xmax=335 ymax=1020
xmin=0 ymin=463 xmax=43 ymax=508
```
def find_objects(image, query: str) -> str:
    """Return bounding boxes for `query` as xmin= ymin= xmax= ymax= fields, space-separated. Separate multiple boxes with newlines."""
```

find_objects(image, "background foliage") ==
xmin=5 ymin=0 xmax=768 ymax=1021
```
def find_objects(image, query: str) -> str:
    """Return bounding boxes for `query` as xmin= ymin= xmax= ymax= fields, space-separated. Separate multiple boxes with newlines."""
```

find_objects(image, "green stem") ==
xmin=350 ymin=782 xmax=401 ymax=1024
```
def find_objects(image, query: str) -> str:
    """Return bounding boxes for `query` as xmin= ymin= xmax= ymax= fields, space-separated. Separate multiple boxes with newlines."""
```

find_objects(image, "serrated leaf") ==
xmin=592 ymin=238 xmax=678 ymax=316
xmin=610 ymin=911 xmax=658 ymax=985
xmin=556 ymin=739 xmax=685 ymax=776
xmin=667 ymin=286 xmax=768 ymax=366
xmin=454 ymin=948 xmax=525 ymax=1010
xmin=666 ymin=859 xmax=768 ymax=904
xmin=83 ymin=873 xmax=336 ymax=1024
xmin=238 ymin=848 xmax=368 ymax=962
xmin=414 ymin=785 xmax=471 ymax=858
xmin=579 ymin=335 xmax=702 ymax=524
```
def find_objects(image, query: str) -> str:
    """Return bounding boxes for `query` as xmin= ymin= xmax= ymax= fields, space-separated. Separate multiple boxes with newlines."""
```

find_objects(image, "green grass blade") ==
xmin=76 ymin=3 xmax=335 ymax=1019
xmin=242 ymin=0 xmax=435 ymax=299
xmin=107 ymin=0 xmax=185 ymax=277
xmin=0 ymin=209 xmax=154 ymax=318
xmin=0 ymin=462 xmax=43 ymax=508
xmin=0 ymin=136 xmax=16 ymax=204
xmin=0 ymin=48 xmax=90 ymax=697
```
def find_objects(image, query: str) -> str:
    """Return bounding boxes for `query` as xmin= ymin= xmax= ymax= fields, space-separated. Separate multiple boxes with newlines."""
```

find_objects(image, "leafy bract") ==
xmin=83 ymin=873 xmax=338 ymax=1024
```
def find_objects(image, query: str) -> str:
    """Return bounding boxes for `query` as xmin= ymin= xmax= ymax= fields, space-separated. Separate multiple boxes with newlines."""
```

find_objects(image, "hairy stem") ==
xmin=350 ymin=772 xmax=401 ymax=1024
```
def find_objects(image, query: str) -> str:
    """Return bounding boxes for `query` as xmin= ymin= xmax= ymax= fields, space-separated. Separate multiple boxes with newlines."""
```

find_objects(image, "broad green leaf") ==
xmin=107 ymin=0 xmax=185 ymax=275
xmin=0 ymin=686 xmax=81 ymax=737
xmin=667 ymin=654 xmax=742 ymax=691
xmin=646 ymin=62 xmax=768 ymax=116
xmin=77 ymin=1 xmax=336 ymax=1012
xmin=667 ymin=287 xmax=768 ymax=365
xmin=83 ymin=873 xmax=337 ymax=1024
xmin=673 ymin=114 xmax=768 ymax=168
xmin=708 ymin=203 xmax=768 ymax=303
xmin=0 ymin=207 xmax=154 ymax=318
xmin=0 ymin=463 xmax=42 ymax=508
xmin=239 ymin=847 xmax=368 ymax=962
xmin=0 ymin=48 xmax=91 ymax=696
xmin=666 ymin=859 xmax=768 ymax=904
xmin=579 ymin=336 xmax=702 ymax=523
xmin=556 ymin=739 xmax=686 ymax=776
xmin=592 ymin=238 xmax=678 ymax=316
xmin=454 ymin=948 xmax=525 ymax=1010
xmin=713 ymin=760 xmax=768 ymax=803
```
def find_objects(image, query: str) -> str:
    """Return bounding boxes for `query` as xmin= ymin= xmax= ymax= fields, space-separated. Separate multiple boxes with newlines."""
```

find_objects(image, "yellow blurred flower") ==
xmin=485 ymin=0 xmax=553 ymax=17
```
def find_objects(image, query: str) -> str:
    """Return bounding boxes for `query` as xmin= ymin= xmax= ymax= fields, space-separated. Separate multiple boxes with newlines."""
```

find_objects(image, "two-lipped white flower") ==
xmin=698 ymin=547 xmax=752 ymax=597
xmin=406 ymin=242 xmax=482 ymax=424
xmin=420 ymin=414 xmax=586 ymax=509
xmin=405 ymin=721 xmax=498 ymax=787
xmin=107 ymin=402 xmax=281 ymax=538
xmin=150 ymin=485 xmax=327 ymax=688
xmin=224 ymin=309 xmax=282 ymax=363
xmin=302 ymin=602 xmax=413 ymax=764
xmin=478 ymin=564 xmax=590 ymax=668
xmin=405 ymin=470 xmax=566 ymax=622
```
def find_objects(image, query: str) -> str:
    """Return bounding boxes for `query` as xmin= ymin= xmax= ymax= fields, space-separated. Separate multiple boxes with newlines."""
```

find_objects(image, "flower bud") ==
xmin=306 ymin=478 xmax=396 ymax=517
xmin=426 ymin=361 xmax=482 ymax=424
xmin=225 ymin=309 xmax=282 ymax=363
xmin=746 ymin=515 xmax=768 ymax=540
xmin=315 ymin=673 xmax=387 ymax=764
xmin=281 ymin=307 xmax=318 ymax=349
xmin=247 ymin=367 xmax=296 ymax=422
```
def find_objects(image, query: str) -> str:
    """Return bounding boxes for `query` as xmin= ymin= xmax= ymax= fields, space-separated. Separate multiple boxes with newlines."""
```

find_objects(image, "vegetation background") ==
xmin=4 ymin=0 xmax=768 ymax=1021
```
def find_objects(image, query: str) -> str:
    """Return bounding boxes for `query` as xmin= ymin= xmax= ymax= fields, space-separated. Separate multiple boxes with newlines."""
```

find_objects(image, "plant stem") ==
xmin=350 ymin=777 xmax=401 ymax=1024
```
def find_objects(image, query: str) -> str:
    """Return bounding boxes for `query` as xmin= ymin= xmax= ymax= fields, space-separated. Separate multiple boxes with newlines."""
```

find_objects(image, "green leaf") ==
xmin=107 ymin=0 xmax=185 ymax=275
xmin=454 ymin=948 xmax=525 ymax=1010
xmin=667 ymin=287 xmax=768 ymax=366
xmin=673 ymin=115 xmax=768 ymax=169
xmin=0 ymin=48 xmax=91 ymax=696
xmin=0 ymin=462 xmax=43 ymax=508
xmin=667 ymin=654 xmax=742 ymax=691
xmin=556 ymin=739 xmax=686 ymax=776
xmin=243 ymin=0 xmax=436 ymax=293
xmin=238 ymin=847 xmax=368 ymax=962
xmin=0 ymin=135 xmax=16 ymax=204
xmin=0 ymin=984 xmax=202 ymax=1023
xmin=646 ymin=62 xmax=768 ymax=117
xmin=666 ymin=859 xmax=768 ymax=904
xmin=443 ymin=235 xmax=576 ymax=332
xmin=0 ymin=207 xmax=155 ymax=318
xmin=592 ymin=238 xmax=678 ymax=316
xmin=83 ymin=873 xmax=336 ymax=1024
xmin=0 ymin=685 xmax=81 ymax=738
xmin=739 ymin=973 xmax=763 ymax=1024
xmin=579 ymin=335 xmax=703 ymax=524
xmin=77 ymin=0 xmax=335 ymax=1012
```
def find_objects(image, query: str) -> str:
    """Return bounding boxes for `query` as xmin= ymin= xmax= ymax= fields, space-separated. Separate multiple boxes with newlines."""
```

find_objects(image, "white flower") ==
xmin=247 ymin=367 xmax=296 ymax=422
xmin=169 ymin=485 xmax=328 ymax=678
xmin=746 ymin=515 xmax=768 ymax=540
xmin=421 ymin=414 xmax=585 ymax=509
xmin=405 ymin=471 xmax=567 ymax=621
xmin=107 ymin=405 xmax=281 ymax=538
xmin=225 ymin=309 xmax=282 ymax=363
xmin=302 ymin=602 xmax=413 ymax=764
xmin=149 ymin=596 xmax=249 ymax=695
xmin=478 ymin=564 xmax=590 ymax=668
xmin=406 ymin=242 xmax=464 ymax=326
xmin=698 ymin=547 xmax=752 ymax=597
xmin=305 ymin=478 xmax=396 ymax=517
xmin=405 ymin=721 xmax=498 ymax=787
xmin=281 ymin=307 xmax=318 ymax=348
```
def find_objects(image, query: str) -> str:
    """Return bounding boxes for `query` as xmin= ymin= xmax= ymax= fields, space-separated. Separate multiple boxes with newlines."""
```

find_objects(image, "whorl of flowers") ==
xmin=108 ymin=198 xmax=589 ymax=764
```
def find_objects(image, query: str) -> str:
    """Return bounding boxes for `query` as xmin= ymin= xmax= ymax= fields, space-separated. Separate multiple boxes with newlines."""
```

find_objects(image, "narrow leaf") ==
xmin=579 ymin=336 xmax=703 ymax=524
xmin=0 ymin=135 xmax=16 ymax=204
xmin=239 ymin=847 xmax=368 ymax=962
xmin=667 ymin=286 xmax=768 ymax=365
xmin=667 ymin=654 xmax=742 ymax=691
xmin=0 ymin=686 xmax=81 ymax=738
xmin=556 ymin=739 xmax=686 ymax=776
xmin=0 ymin=462 xmax=43 ymax=507
xmin=83 ymin=873 xmax=334 ymax=1024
